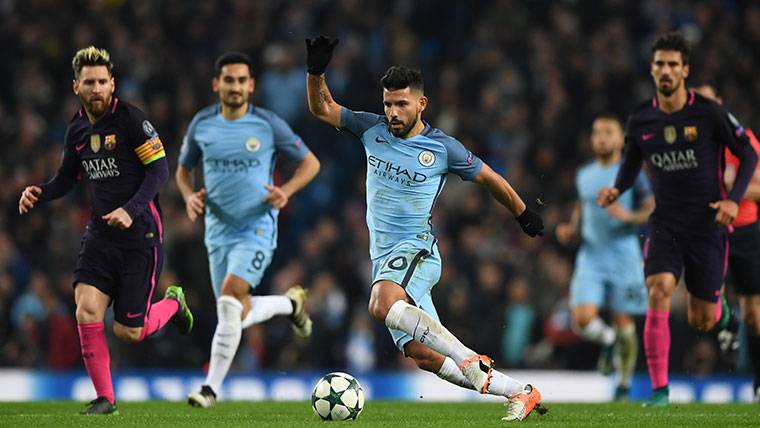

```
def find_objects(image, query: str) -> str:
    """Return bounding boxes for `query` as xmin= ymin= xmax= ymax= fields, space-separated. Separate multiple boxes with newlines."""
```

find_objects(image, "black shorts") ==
xmin=728 ymin=222 xmax=760 ymax=296
xmin=73 ymin=235 xmax=164 ymax=328
xmin=644 ymin=222 xmax=727 ymax=303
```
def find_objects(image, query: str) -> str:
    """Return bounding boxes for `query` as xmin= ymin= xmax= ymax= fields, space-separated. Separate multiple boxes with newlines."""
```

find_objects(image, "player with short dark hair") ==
xmin=178 ymin=51 xmax=321 ymax=408
xmin=306 ymin=36 xmax=546 ymax=421
xmin=598 ymin=32 xmax=758 ymax=407
xmin=18 ymin=46 xmax=193 ymax=415
xmin=557 ymin=114 xmax=654 ymax=401
xmin=695 ymin=84 xmax=760 ymax=401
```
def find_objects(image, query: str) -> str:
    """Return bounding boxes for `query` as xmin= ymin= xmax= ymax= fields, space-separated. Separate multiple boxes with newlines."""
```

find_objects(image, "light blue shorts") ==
xmin=570 ymin=256 xmax=647 ymax=315
xmin=372 ymin=242 xmax=442 ymax=352
xmin=207 ymin=240 xmax=274 ymax=298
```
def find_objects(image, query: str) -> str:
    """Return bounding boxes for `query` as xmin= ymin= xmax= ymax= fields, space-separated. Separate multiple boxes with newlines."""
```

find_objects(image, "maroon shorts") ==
xmin=73 ymin=235 xmax=163 ymax=327
xmin=644 ymin=222 xmax=727 ymax=303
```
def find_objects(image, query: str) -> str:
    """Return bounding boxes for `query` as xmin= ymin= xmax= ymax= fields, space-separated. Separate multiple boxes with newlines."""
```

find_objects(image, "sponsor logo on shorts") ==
xmin=126 ymin=312 xmax=143 ymax=319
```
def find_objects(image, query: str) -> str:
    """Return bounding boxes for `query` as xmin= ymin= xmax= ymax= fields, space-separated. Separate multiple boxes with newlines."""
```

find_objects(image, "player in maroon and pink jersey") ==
xmin=598 ymin=33 xmax=758 ymax=407
xmin=18 ymin=46 xmax=193 ymax=415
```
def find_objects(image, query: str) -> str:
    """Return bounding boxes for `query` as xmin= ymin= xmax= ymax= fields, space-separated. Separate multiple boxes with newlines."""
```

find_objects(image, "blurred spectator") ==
xmin=0 ymin=0 xmax=755 ymax=374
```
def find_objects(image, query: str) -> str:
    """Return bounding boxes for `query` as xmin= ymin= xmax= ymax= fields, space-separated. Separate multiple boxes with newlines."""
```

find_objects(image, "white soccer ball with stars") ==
xmin=311 ymin=372 xmax=365 ymax=421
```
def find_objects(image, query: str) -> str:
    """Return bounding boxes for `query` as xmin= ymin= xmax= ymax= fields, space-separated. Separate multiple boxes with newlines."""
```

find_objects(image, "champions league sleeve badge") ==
xmin=142 ymin=120 xmax=157 ymax=137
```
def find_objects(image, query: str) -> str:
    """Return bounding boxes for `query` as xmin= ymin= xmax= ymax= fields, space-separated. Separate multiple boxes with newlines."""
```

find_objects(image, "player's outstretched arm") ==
xmin=305 ymin=36 xmax=343 ymax=128
xmin=264 ymin=151 xmax=321 ymax=210
xmin=473 ymin=162 xmax=544 ymax=237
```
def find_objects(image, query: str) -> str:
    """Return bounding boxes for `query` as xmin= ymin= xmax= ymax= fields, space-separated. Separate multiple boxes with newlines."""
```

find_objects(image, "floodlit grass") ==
xmin=0 ymin=400 xmax=758 ymax=427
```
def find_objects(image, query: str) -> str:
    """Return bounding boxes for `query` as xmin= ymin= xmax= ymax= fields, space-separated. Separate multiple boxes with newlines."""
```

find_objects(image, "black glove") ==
xmin=305 ymin=36 xmax=339 ymax=75
xmin=516 ymin=207 xmax=544 ymax=237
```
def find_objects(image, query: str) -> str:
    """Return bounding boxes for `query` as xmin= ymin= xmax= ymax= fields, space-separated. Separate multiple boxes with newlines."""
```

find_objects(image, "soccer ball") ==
xmin=311 ymin=372 xmax=365 ymax=420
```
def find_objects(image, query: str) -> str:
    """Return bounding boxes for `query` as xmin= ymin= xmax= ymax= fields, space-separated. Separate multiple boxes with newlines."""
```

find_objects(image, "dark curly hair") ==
xmin=651 ymin=31 xmax=690 ymax=65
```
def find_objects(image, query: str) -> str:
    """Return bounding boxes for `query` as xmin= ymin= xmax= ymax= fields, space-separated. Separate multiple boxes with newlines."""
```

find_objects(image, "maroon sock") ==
xmin=77 ymin=322 xmax=115 ymax=405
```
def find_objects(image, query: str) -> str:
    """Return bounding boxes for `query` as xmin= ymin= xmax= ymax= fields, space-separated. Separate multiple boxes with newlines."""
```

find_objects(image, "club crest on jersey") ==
xmin=105 ymin=134 xmax=117 ymax=150
xmin=245 ymin=137 xmax=261 ymax=152
xmin=90 ymin=134 xmax=101 ymax=153
xmin=418 ymin=150 xmax=435 ymax=167
xmin=684 ymin=126 xmax=698 ymax=142
xmin=142 ymin=120 xmax=156 ymax=137
xmin=663 ymin=126 xmax=677 ymax=144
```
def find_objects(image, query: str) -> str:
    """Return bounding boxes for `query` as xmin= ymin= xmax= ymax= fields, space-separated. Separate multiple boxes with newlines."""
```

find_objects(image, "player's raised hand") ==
xmin=185 ymin=188 xmax=206 ymax=222
xmin=597 ymin=187 xmax=620 ymax=207
xmin=516 ymin=207 xmax=544 ymax=237
xmin=102 ymin=207 xmax=133 ymax=229
xmin=18 ymin=186 xmax=41 ymax=214
xmin=710 ymin=199 xmax=739 ymax=226
xmin=305 ymin=36 xmax=339 ymax=75
xmin=263 ymin=184 xmax=289 ymax=209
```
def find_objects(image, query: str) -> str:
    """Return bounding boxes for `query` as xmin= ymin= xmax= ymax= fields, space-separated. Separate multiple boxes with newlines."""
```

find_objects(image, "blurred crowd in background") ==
xmin=1 ymin=0 xmax=759 ymax=377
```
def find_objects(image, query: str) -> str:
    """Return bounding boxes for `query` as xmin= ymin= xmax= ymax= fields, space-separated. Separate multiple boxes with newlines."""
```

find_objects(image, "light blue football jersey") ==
xmin=179 ymin=104 xmax=309 ymax=247
xmin=576 ymin=161 xmax=651 ymax=261
xmin=341 ymin=108 xmax=483 ymax=260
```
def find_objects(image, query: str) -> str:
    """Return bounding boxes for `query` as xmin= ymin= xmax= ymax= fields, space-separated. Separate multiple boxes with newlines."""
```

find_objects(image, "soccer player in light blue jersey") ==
xmin=306 ymin=36 xmax=546 ymax=421
xmin=556 ymin=115 xmax=654 ymax=400
xmin=176 ymin=52 xmax=321 ymax=408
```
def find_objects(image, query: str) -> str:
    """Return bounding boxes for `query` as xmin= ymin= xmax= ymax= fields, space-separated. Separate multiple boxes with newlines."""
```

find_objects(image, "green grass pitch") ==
xmin=0 ymin=401 xmax=758 ymax=427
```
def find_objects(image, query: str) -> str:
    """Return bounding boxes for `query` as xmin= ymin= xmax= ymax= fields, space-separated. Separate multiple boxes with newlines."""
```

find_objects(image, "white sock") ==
xmin=436 ymin=356 xmax=524 ymax=397
xmin=488 ymin=369 xmax=525 ymax=396
xmin=437 ymin=356 xmax=475 ymax=390
xmin=386 ymin=301 xmax=476 ymax=364
xmin=205 ymin=296 xmax=243 ymax=393
xmin=576 ymin=317 xmax=616 ymax=346
xmin=240 ymin=295 xmax=293 ymax=329
xmin=615 ymin=323 xmax=637 ymax=387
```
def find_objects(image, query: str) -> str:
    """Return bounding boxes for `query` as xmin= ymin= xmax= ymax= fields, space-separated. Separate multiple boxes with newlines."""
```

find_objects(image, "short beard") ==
xmin=222 ymin=98 xmax=246 ymax=109
xmin=657 ymin=79 xmax=681 ymax=97
xmin=390 ymin=117 xmax=417 ymax=138
xmin=85 ymin=97 xmax=110 ymax=119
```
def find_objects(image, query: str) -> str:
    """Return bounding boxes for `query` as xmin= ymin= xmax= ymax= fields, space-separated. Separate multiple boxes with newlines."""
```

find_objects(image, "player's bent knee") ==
xmin=572 ymin=309 xmax=596 ymax=328
xmin=113 ymin=324 xmax=143 ymax=344
xmin=647 ymin=283 xmax=670 ymax=301
xmin=75 ymin=304 xmax=103 ymax=323
xmin=687 ymin=313 xmax=714 ymax=332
